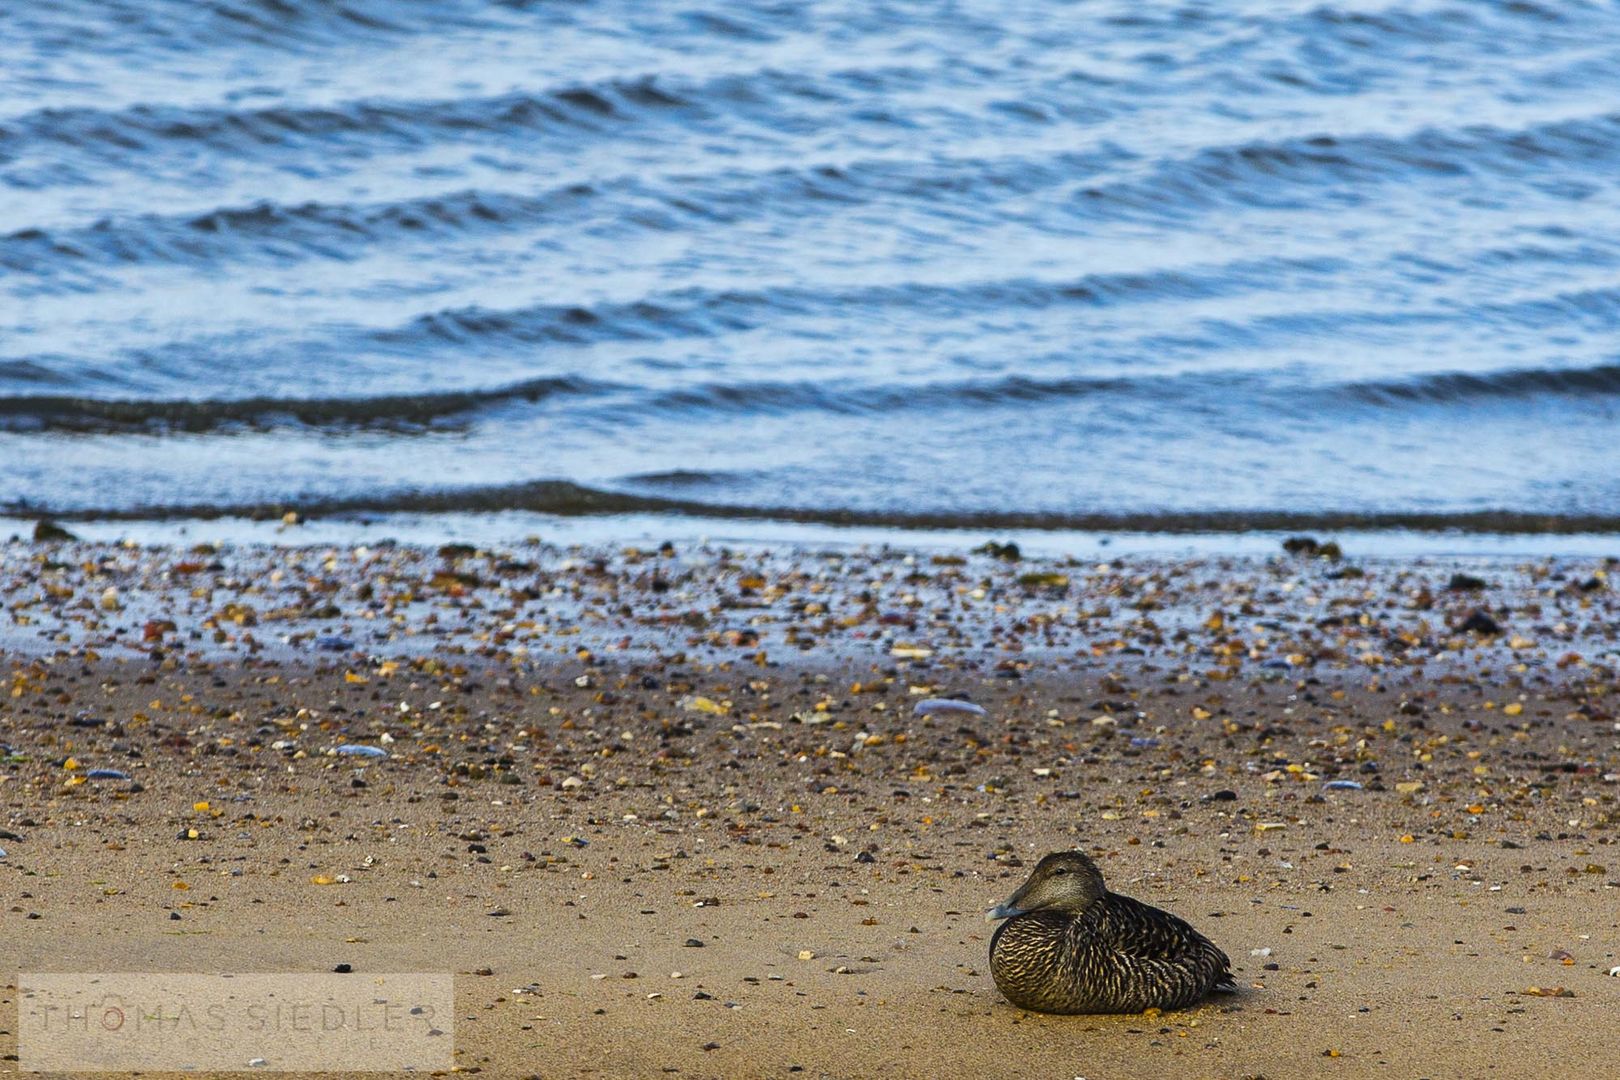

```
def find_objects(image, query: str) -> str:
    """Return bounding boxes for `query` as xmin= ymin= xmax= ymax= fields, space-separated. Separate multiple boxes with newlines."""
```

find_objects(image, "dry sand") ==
xmin=3 ymin=537 xmax=1619 ymax=1078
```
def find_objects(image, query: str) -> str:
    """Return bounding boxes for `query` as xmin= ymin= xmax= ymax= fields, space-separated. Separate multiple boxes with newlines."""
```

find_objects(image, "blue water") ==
xmin=4 ymin=0 xmax=1620 ymax=531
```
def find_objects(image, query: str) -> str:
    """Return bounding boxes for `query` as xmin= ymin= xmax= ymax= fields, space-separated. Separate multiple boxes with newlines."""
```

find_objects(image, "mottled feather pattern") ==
xmin=988 ymin=855 xmax=1233 ymax=1014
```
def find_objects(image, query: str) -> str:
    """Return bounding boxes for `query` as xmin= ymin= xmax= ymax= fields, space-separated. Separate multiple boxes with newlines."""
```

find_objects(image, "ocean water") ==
xmin=5 ymin=0 xmax=1620 ymax=533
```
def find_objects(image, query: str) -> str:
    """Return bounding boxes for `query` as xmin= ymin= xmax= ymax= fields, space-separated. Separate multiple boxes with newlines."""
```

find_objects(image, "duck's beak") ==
xmin=986 ymin=874 xmax=1036 ymax=922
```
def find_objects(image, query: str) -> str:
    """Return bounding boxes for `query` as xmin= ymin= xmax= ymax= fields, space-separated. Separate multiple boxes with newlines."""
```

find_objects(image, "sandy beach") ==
xmin=3 ymin=536 xmax=1619 ymax=1078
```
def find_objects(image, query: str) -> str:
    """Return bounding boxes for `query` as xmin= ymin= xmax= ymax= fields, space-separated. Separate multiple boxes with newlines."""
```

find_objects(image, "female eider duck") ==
xmin=986 ymin=850 xmax=1234 ymax=1014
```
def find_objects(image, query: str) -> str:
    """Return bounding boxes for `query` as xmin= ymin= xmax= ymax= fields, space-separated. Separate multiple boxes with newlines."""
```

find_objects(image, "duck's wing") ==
xmin=1091 ymin=893 xmax=1235 ymax=988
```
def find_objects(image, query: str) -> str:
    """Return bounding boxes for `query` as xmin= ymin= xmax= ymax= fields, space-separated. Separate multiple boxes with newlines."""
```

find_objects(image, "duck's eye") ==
xmin=1051 ymin=867 xmax=1068 ymax=875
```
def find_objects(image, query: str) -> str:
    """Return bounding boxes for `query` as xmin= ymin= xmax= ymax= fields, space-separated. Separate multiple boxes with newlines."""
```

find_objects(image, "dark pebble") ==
xmin=1458 ymin=609 xmax=1502 ymax=635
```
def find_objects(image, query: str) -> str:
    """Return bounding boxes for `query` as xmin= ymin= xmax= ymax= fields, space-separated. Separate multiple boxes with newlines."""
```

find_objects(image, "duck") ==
xmin=985 ymin=850 xmax=1234 ymax=1014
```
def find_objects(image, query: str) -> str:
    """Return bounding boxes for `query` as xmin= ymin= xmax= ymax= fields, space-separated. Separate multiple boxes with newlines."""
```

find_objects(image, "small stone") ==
xmin=33 ymin=519 xmax=76 ymax=543
xmin=1458 ymin=609 xmax=1501 ymax=636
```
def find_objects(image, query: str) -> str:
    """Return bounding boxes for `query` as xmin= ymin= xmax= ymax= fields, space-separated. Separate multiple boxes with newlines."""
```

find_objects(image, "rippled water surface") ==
xmin=5 ymin=0 xmax=1620 ymax=530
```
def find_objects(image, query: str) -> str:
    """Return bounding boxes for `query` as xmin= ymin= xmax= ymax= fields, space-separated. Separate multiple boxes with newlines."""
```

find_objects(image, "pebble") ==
xmin=334 ymin=744 xmax=388 ymax=758
xmin=85 ymin=769 xmax=130 ymax=780
xmin=911 ymin=698 xmax=987 ymax=717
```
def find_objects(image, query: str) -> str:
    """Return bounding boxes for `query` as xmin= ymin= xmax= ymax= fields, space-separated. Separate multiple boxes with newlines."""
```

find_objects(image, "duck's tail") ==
xmin=1212 ymin=968 xmax=1239 ymax=993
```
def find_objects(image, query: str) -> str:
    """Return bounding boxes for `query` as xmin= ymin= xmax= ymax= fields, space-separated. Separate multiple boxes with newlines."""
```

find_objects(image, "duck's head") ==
xmin=985 ymin=850 xmax=1105 ymax=921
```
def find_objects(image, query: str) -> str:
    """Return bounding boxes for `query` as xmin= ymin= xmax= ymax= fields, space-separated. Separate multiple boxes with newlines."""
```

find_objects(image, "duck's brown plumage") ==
xmin=987 ymin=851 xmax=1234 ymax=1014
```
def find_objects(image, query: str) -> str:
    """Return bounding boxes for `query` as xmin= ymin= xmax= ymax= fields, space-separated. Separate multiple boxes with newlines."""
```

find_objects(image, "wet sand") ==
xmin=3 ymin=537 xmax=1619 ymax=1078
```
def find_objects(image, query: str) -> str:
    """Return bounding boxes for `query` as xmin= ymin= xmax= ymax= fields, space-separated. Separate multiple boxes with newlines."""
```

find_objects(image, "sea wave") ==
xmin=7 ymin=355 xmax=1620 ymax=436
xmin=11 ymin=478 xmax=1620 ymax=536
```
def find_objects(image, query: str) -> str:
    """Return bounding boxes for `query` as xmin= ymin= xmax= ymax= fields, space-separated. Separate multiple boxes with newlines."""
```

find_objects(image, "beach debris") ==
xmin=1323 ymin=780 xmax=1363 ymax=791
xmin=798 ymin=950 xmax=815 ymax=960
xmin=1608 ymin=966 xmax=1620 ymax=977
xmin=85 ymin=769 xmax=130 ymax=781
xmin=890 ymin=644 xmax=933 ymax=659
xmin=1017 ymin=572 xmax=1070 ymax=588
xmin=912 ymin=698 xmax=987 ymax=718
xmin=0 ymin=846 xmax=7 ymax=859
xmin=974 ymin=541 xmax=1021 ymax=561
xmin=1523 ymin=986 xmax=1575 ymax=998
xmin=334 ymin=744 xmax=388 ymax=758
xmin=678 ymin=695 xmax=728 ymax=715
xmin=1250 ymin=948 xmax=1272 ymax=957
xmin=1458 ymin=609 xmax=1502 ymax=635
xmin=1282 ymin=536 xmax=1342 ymax=559
xmin=33 ymin=519 xmax=76 ymax=543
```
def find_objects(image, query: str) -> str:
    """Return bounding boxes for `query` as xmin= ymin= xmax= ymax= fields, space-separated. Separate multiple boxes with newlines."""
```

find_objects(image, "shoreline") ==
xmin=3 ymin=539 xmax=1619 ymax=1077
xmin=8 ymin=511 xmax=1620 ymax=562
